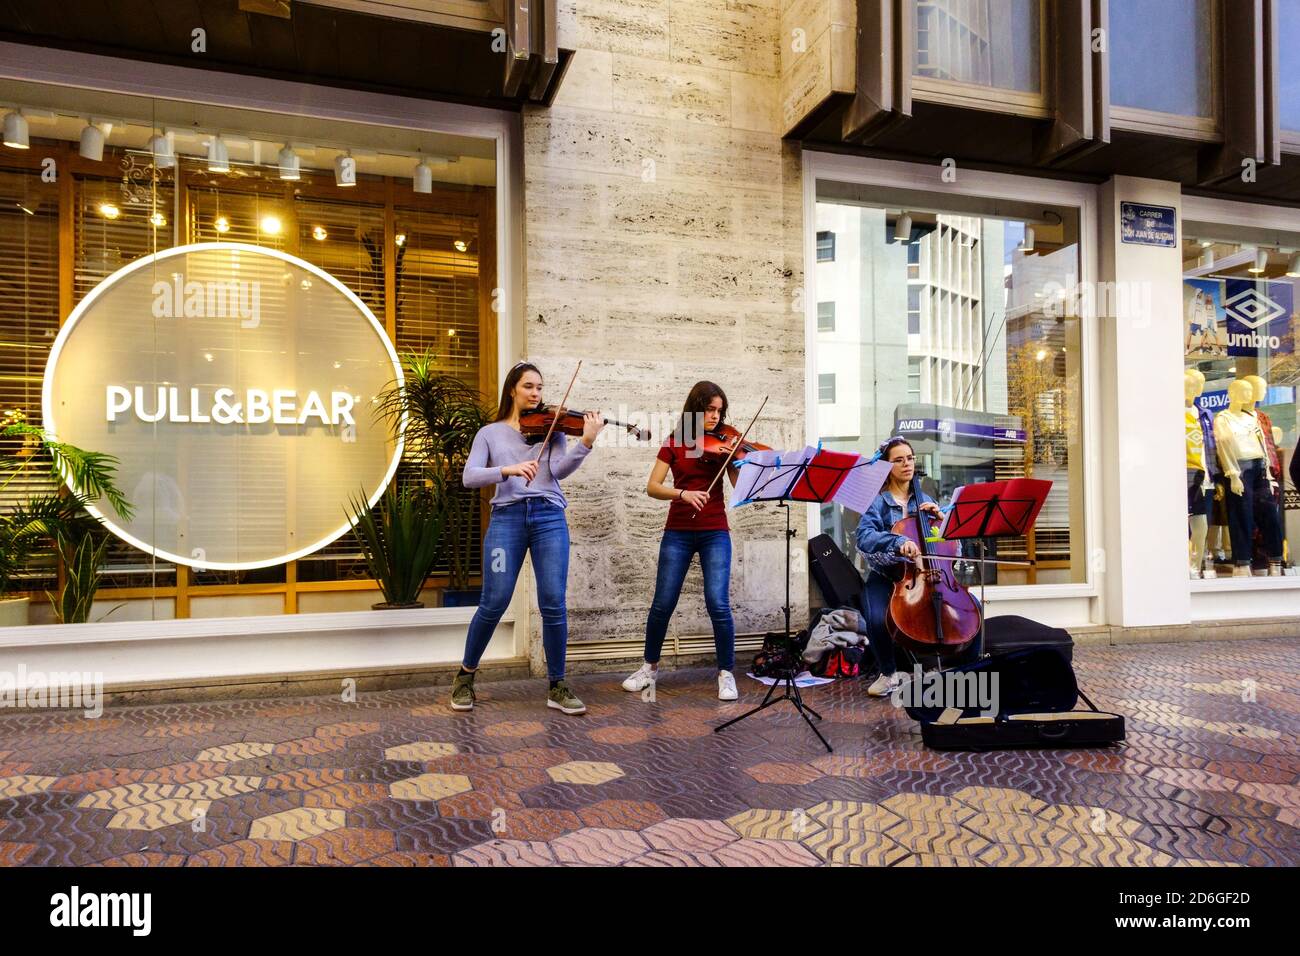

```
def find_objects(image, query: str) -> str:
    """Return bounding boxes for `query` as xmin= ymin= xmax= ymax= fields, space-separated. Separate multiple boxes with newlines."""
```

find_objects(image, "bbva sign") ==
xmin=42 ymin=243 xmax=405 ymax=570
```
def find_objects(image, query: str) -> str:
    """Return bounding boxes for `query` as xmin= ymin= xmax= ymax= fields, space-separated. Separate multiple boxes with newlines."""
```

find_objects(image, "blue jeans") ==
xmin=644 ymin=530 xmax=735 ymax=671
xmin=1225 ymin=460 xmax=1283 ymax=566
xmin=861 ymin=572 xmax=899 ymax=676
xmin=463 ymin=498 xmax=570 ymax=680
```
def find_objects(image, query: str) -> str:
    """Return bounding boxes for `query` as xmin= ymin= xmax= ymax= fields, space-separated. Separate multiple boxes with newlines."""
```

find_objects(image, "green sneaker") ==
xmin=450 ymin=671 xmax=476 ymax=711
xmin=546 ymin=681 xmax=586 ymax=715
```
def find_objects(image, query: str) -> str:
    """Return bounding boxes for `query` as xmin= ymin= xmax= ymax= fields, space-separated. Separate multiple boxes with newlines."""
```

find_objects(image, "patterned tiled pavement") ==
xmin=0 ymin=637 xmax=1297 ymax=867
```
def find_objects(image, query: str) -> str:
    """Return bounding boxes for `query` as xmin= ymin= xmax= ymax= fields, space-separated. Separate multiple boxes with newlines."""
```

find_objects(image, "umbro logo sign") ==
xmin=1224 ymin=288 xmax=1285 ymax=331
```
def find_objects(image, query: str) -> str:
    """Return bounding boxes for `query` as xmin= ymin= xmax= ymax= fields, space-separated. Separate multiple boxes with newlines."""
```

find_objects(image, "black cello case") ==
xmin=904 ymin=645 xmax=1125 ymax=752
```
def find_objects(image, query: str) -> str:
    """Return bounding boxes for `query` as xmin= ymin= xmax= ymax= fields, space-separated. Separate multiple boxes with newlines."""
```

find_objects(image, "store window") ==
xmin=1110 ymin=0 xmax=1216 ymax=128
xmin=912 ymin=0 xmax=1044 ymax=110
xmin=1181 ymin=227 xmax=1298 ymax=580
xmin=813 ymin=184 xmax=1085 ymax=585
xmin=0 ymin=77 xmax=500 ymax=623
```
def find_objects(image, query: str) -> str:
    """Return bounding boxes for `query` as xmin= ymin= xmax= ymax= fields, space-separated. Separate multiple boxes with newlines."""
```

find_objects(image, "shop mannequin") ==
xmin=1184 ymin=371 xmax=1212 ymax=578
xmin=1242 ymin=374 xmax=1284 ymax=489
xmin=1188 ymin=369 xmax=1228 ymax=568
xmin=1214 ymin=380 xmax=1284 ymax=576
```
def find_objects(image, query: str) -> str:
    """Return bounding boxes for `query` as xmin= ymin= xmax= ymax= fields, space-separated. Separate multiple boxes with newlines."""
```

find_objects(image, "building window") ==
xmin=817 ymin=230 xmax=836 ymax=262
xmin=912 ymin=0 xmax=1044 ymax=115
xmin=818 ymin=374 xmax=837 ymax=403
xmin=0 ymin=80 xmax=500 ymax=622
xmin=1281 ymin=0 xmax=1300 ymax=136
xmin=1181 ymin=227 xmax=1298 ymax=582
xmin=813 ymin=195 xmax=1085 ymax=585
xmin=908 ymin=284 xmax=922 ymax=334
xmin=818 ymin=301 xmax=836 ymax=332
xmin=1110 ymin=0 xmax=1215 ymax=125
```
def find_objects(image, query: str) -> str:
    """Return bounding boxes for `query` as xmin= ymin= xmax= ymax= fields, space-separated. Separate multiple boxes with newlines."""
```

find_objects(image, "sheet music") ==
xmin=831 ymin=458 xmax=893 ymax=514
xmin=729 ymin=448 xmax=814 ymax=504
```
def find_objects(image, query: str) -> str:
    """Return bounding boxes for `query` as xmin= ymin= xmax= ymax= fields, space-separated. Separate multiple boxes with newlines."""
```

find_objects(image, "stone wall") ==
xmin=520 ymin=0 xmax=807 ymax=672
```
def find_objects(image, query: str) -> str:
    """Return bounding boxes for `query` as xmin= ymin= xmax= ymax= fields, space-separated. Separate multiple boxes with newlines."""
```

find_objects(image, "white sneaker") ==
xmin=866 ymin=673 xmax=892 ymax=697
xmin=717 ymin=670 xmax=738 ymax=701
xmin=886 ymin=671 xmax=910 ymax=694
xmin=1202 ymin=568 xmax=1217 ymax=579
xmin=622 ymin=663 xmax=657 ymax=692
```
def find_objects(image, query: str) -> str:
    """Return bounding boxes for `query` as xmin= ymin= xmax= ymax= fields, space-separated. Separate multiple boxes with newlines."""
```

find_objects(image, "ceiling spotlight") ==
xmin=79 ymin=121 xmax=105 ymax=162
xmin=98 ymin=202 xmax=120 ymax=220
xmin=214 ymin=215 xmax=230 ymax=234
xmin=3 ymin=111 xmax=29 ymax=149
xmin=894 ymin=212 xmax=912 ymax=244
xmin=149 ymin=212 xmax=167 ymax=228
xmin=447 ymin=328 xmax=457 ymax=337
xmin=207 ymin=135 xmax=230 ymax=173
xmin=1035 ymin=348 xmax=1047 ymax=362
xmin=334 ymin=152 xmax=356 ymax=187
xmin=1022 ymin=226 xmax=1036 ymax=252
xmin=148 ymin=131 xmax=175 ymax=169
xmin=203 ymin=352 xmax=214 ymax=362
xmin=1288 ymin=253 xmax=1300 ymax=278
xmin=260 ymin=214 xmax=282 ymax=236
xmin=312 ymin=225 xmax=328 ymax=241
xmin=394 ymin=232 xmax=406 ymax=247
xmin=1199 ymin=238 xmax=1213 ymax=248
xmin=453 ymin=239 xmax=468 ymax=253
xmin=1248 ymin=248 xmax=1268 ymax=274
xmin=413 ymin=158 xmax=432 ymax=194
xmin=277 ymin=144 xmax=301 ymax=181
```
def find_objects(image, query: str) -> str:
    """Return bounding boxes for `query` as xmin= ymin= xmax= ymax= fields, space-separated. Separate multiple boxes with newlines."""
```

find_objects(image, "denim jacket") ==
xmin=854 ymin=488 xmax=942 ymax=578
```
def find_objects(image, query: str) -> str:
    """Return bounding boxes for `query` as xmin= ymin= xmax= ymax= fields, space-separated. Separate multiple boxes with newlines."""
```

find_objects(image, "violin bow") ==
xmin=525 ymin=360 xmax=581 ymax=486
xmin=692 ymin=394 xmax=768 ymax=518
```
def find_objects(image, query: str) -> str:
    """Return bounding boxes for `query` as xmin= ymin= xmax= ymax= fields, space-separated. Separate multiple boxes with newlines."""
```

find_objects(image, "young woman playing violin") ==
xmin=453 ymin=361 xmax=604 ymax=715
xmin=623 ymin=381 xmax=741 ymax=701
xmin=854 ymin=436 xmax=943 ymax=697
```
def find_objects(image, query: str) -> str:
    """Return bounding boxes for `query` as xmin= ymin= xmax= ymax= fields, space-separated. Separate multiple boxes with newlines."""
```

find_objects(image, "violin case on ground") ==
xmin=904 ymin=647 xmax=1125 ymax=751
xmin=808 ymin=534 xmax=865 ymax=608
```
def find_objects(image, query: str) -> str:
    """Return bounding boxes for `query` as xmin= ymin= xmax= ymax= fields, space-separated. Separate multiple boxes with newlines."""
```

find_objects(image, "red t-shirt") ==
xmin=659 ymin=437 xmax=730 ymax=531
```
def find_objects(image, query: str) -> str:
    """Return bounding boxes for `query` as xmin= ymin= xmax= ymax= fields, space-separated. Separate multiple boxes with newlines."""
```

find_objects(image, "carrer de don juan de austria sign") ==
xmin=42 ymin=243 xmax=405 ymax=570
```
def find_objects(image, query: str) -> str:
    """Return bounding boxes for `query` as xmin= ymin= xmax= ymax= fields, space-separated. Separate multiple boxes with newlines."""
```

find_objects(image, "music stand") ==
xmin=713 ymin=447 xmax=892 ymax=753
xmin=937 ymin=478 xmax=1052 ymax=657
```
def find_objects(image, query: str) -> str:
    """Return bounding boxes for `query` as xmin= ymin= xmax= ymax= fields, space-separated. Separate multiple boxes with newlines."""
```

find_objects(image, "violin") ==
xmin=697 ymin=423 xmax=772 ymax=463
xmin=519 ymin=404 xmax=652 ymax=444
xmin=884 ymin=473 xmax=981 ymax=659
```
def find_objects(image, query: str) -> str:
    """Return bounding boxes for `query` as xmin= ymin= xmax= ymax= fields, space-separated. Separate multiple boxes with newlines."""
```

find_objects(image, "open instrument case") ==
xmin=904 ymin=646 xmax=1126 ymax=752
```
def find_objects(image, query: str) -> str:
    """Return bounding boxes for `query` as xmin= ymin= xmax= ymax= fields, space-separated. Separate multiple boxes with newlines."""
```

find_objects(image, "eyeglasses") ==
xmin=889 ymin=454 xmax=916 ymax=464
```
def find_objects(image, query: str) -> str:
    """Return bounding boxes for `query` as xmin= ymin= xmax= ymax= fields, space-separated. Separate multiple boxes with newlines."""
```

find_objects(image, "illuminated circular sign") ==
xmin=43 ymin=243 xmax=404 ymax=570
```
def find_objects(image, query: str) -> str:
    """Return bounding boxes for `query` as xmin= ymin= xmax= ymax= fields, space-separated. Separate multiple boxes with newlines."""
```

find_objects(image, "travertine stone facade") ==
xmin=780 ymin=0 xmax=856 ymax=135
xmin=521 ymin=0 xmax=807 ymax=671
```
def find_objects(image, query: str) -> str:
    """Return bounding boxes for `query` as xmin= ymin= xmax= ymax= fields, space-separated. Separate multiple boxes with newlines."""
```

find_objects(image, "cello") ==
xmin=884 ymin=473 xmax=981 ymax=659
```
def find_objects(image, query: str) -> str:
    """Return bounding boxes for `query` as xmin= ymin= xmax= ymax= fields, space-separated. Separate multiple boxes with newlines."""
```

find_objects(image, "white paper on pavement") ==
xmin=745 ymin=671 xmax=835 ymax=688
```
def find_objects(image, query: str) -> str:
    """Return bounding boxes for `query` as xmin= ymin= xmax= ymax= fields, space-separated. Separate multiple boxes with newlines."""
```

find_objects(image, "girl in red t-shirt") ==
xmin=623 ymin=381 xmax=741 ymax=701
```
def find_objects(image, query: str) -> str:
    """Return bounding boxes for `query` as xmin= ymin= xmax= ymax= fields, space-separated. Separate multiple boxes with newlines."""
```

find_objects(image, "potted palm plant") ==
xmin=0 ymin=414 xmax=134 ymax=626
xmin=348 ymin=483 xmax=446 ymax=609
xmin=375 ymin=351 xmax=491 ymax=607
